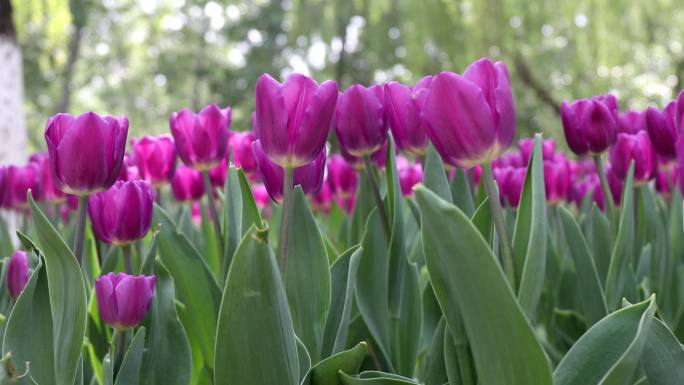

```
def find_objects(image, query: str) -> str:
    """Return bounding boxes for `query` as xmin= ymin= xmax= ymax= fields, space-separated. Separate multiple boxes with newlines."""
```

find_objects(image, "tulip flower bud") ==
xmin=560 ymin=94 xmax=618 ymax=156
xmin=117 ymin=154 xmax=140 ymax=182
xmin=311 ymin=183 xmax=333 ymax=214
xmin=0 ymin=166 xmax=9 ymax=209
xmin=252 ymin=184 xmax=271 ymax=210
xmin=208 ymin=159 xmax=228 ymax=189
xmin=170 ymin=104 xmax=231 ymax=170
xmin=45 ymin=112 xmax=128 ymax=195
xmin=327 ymin=154 xmax=358 ymax=198
xmin=617 ymin=110 xmax=647 ymax=134
xmin=88 ymin=180 xmax=154 ymax=245
xmin=253 ymin=140 xmax=326 ymax=202
xmin=493 ymin=166 xmax=525 ymax=208
xmin=646 ymin=103 xmax=678 ymax=160
xmin=385 ymin=76 xmax=433 ymax=156
xmin=544 ymin=156 xmax=570 ymax=204
xmin=609 ymin=131 xmax=656 ymax=185
xmin=518 ymin=138 xmax=555 ymax=165
xmin=397 ymin=156 xmax=423 ymax=197
xmin=29 ymin=153 xmax=65 ymax=203
xmin=593 ymin=167 xmax=623 ymax=210
xmin=7 ymin=250 xmax=29 ymax=300
xmin=230 ymin=131 xmax=258 ymax=174
xmin=6 ymin=163 xmax=42 ymax=208
xmin=655 ymin=164 xmax=676 ymax=198
xmin=254 ymin=73 xmax=338 ymax=168
xmin=95 ymin=272 xmax=156 ymax=330
xmin=422 ymin=58 xmax=516 ymax=168
xmin=131 ymin=135 xmax=177 ymax=187
xmin=335 ymin=84 xmax=388 ymax=157
xmin=170 ymin=166 xmax=206 ymax=202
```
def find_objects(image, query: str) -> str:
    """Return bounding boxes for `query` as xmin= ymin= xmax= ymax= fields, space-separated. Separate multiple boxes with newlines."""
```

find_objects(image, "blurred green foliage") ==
xmin=11 ymin=0 xmax=684 ymax=151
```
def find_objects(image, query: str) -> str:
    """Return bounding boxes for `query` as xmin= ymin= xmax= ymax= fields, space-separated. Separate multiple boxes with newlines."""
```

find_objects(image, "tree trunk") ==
xmin=0 ymin=0 xmax=28 ymax=164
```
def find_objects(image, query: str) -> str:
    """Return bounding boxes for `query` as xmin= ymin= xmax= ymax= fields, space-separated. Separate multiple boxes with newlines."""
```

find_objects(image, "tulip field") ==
xmin=1 ymin=56 xmax=684 ymax=385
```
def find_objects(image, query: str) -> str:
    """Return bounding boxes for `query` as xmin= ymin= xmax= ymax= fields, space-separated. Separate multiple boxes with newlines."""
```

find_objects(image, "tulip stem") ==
xmin=202 ymin=171 xmax=224 ymax=261
xmin=482 ymin=162 xmax=516 ymax=291
xmin=363 ymin=156 xmax=391 ymax=237
xmin=277 ymin=167 xmax=295 ymax=276
xmin=593 ymin=155 xmax=616 ymax=224
xmin=122 ymin=245 xmax=133 ymax=274
xmin=73 ymin=195 xmax=89 ymax=265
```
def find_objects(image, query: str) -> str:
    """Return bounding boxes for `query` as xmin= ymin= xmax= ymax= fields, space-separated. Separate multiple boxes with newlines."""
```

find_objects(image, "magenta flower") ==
xmin=617 ymin=110 xmax=647 ymax=134
xmin=88 ymin=180 xmax=154 ymax=245
xmin=646 ymin=102 xmax=678 ymax=160
xmin=518 ymin=138 xmax=555 ymax=165
xmin=544 ymin=156 xmax=571 ymax=204
xmin=7 ymin=163 xmax=42 ymax=208
xmin=397 ymin=156 xmax=423 ymax=197
xmin=29 ymin=153 xmax=65 ymax=203
xmin=44 ymin=112 xmax=128 ymax=195
xmin=326 ymin=154 xmax=358 ymax=198
xmin=335 ymin=84 xmax=388 ymax=157
xmin=7 ymin=250 xmax=29 ymax=300
xmin=230 ymin=130 xmax=258 ymax=174
xmin=254 ymin=73 xmax=338 ymax=168
xmin=95 ymin=272 xmax=156 ymax=330
xmin=131 ymin=134 xmax=177 ymax=187
xmin=493 ymin=166 xmax=526 ymax=208
xmin=422 ymin=58 xmax=516 ymax=168
xmin=170 ymin=166 xmax=205 ymax=202
xmin=385 ymin=76 xmax=433 ymax=156
xmin=609 ymin=131 xmax=656 ymax=185
xmin=0 ymin=166 xmax=9 ymax=209
xmin=560 ymin=94 xmax=618 ymax=156
xmin=170 ymin=104 xmax=231 ymax=170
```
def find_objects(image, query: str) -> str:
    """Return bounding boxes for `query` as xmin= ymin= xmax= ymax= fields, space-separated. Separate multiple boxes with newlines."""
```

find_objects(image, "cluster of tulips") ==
xmin=0 ymin=56 xmax=683 ymax=385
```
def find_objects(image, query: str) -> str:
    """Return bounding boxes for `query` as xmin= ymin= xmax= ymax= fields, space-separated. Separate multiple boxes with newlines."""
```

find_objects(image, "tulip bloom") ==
xmin=208 ymin=159 xmax=228 ymax=189
xmin=45 ymin=112 xmax=128 ymax=195
xmin=230 ymin=131 xmax=258 ymax=174
xmin=29 ymin=153 xmax=65 ymax=203
xmin=0 ymin=166 xmax=9 ymax=209
xmin=7 ymin=163 xmax=42 ymax=208
xmin=117 ymin=154 xmax=140 ymax=182
xmin=88 ymin=180 xmax=154 ymax=245
xmin=518 ymin=138 xmax=555 ymax=165
xmin=254 ymin=73 xmax=338 ymax=168
xmin=560 ymin=94 xmax=618 ymax=156
xmin=646 ymin=103 xmax=678 ymax=160
xmin=170 ymin=166 xmax=206 ymax=202
xmin=385 ymin=76 xmax=433 ymax=155
xmin=655 ymin=165 xmax=676 ymax=198
xmin=422 ymin=58 xmax=516 ymax=168
xmin=617 ymin=110 xmax=647 ymax=134
xmin=170 ymin=104 xmax=231 ymax=170
xmin=327 ymin=154 xmax=358 ymax=198
xmin=593 ymin=167 xmax=623 ymax=210
xmin=335 ymin=84 xmax=388 ymax=157
xmin=311 ymin=183 xmax=333 ymax=214
xmin=131 ymin=135 xmax=177 ymax=187
xmin=493 ymin=166 xmax=526 ymax=208
xmin=609 ymin=131 xmax=656 ymax=185
xmin=95 ymin=272 xmax=156 ymax=330
xmin=397 ymin=156 xmax=423 ymax=197
xmin=544 ymin=157 xmax=571 ymax=204
xmin=253 ymin=140 xmax=326 ymax=202
xmin=7 ymin=250 xmax=29 ymax=300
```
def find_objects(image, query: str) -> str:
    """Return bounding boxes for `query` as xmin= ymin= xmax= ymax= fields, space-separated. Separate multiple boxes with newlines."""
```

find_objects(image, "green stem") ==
xmin=593 ymin=155 xmax=616 ymax=226
xmin=202 ymin=170 xmax=224 ymax=260
xmin=73 ymin=195 xmax=89 ymax=265
xmin=363 ymin=155 xmax=391 ymax=237
xmin=482 ymin=162 xmax=516 ymax=291
xmin=277 ymin=167 xmax=295 ymax=276
xmin=122 ymin=245 xmax=133 ymax=274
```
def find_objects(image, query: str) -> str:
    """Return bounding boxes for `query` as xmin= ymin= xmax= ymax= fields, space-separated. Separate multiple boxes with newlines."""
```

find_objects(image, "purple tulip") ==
xmin=655 ymin=162 xmax=676 ymax=198
xmin=646 ymin=103 xmax=678 ymax=160
xmin=493 ymin=166 xmax=526 ymax=208
xmin=7 ymin=163 xmax=43 ymax=208
xmin=675 ymin=90 xmax=684 ymax=131
xmin=385 ymin=76 xmax=433 ymax=156
xmin=253 ymin=140 xmax=326 ymax=202
xmin=518 ymin=138 xmax=555 ymax=165
xmin=88 ymin=180 xmax=154 ymax=245
xmin=29 ymin=153 xmax=66 ymax=203
xmin=560 ymin=94 xmax=618 ymax=156
xmin=170 ymin=104 xmax=231 ymax=170
xmin=116 ymin=154 xmax=140 ymax=182
xmin=334 ymin=84 xmax=388 ymax=157
xmin=617 ymin=110 xmax=647 ymax=134
xmin=0 ymin=167 xmax=9 ymax=209
xmin=131 ymin=135 xmax=177 ymax=187
xmin=397 ymin=156 xmax=423 ymax=197
xmin=609 ymin=131 xmax=656 ymax=185
xmin=593 ymin=166 xmax=623 ymax=210
xmin=230 ymin=131 xmax=258 ymax=174
xmin=544 ymin=156 xmax=570 ymax=204
xmin=7 ymin=250 xmax=29 ymax=300
xmin=254 ymin=73 xmax=338 ymax=168
xmin=422 ymin=58 xmax=516 ymax=168
xmin=95 ymin=272 xmax=156 ymax=330
xmin=326 ymin=154 xmax=358 ymax=198
xmin=208 ymin=159 xmax=228 ymax=189
xmin=170 ymin=166 xmax=206 ymax=202
xmin=44 ymin=112 xmax=128 ymax=195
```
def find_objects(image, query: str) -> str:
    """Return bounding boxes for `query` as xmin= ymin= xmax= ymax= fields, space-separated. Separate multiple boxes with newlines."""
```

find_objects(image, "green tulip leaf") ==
xmin=450 ymin=169 xmax=475 ymax=217
xmin=297 ymin=336 xmax=312 ymax=383
xmin=338 ymin=371 xmax=418 ymax=384
xmin=114 ymin=327 xmax=146 ymax=385
xmin=303 ymin=341 xmax=367 ymax=385
xmin=641 ymin=317 xmax=684 ymax=385
xmin=423 ymin=319 xmax=446 ymax=385
xmin=422 ymin=144 xmax=452 ymax=204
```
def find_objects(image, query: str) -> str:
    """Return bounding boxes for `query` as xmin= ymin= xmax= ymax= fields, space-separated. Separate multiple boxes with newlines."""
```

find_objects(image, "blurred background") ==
xmin=2 ymin=0 xmax=684 ymax=154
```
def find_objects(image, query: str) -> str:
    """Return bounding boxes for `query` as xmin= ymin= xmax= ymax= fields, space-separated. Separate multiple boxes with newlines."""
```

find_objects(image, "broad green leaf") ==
xmin=199 ymin=201 xmax=221 ymax=277
xmin=471 ymin=198 xmax=492 ymax=243
xmin=214 ymin=225 xmax=299 ymax=385
xmin=0 ymin=352 xmax=37 ymax=385
xmin=153 ymin=205 xmax=221 ymax=368
xmin=605 ymin=163 xmax=635 ymax=310
xmin=0 ymin=216 xmax=13 ymax=257
xmin=423 ymin=319 xmax=446 ymax=385
xmin=415 ymin=186 xmax=553 ymax=385
xmin=114 ymin=328 xmax=146 ymax=385
xmin=102 ymin=353 xmax=113 ymax=385
xmin=444 ymin=318 xmax=475 ymax=385
xmin=558 ymin=206 xmax=608 ymax=326
xmin=322 ymin=246 xmax=362 ymax=357
xmin=443 ymin=327 xmax=461 ymax=385
xmin=339 ymin=371 xmax=418 ymax=384
xmin=553 ymin=297 xmax=656 ymax=385
xmin=304 ymin=342 xmax=367 ymax=385
xmin=2 ymin=261 xmax=54 ymax=385
xmin=641 ymin=318 xmax=684 ymax=385
xmin=140 ymin=260 xmax=192 ymax=385
xmin=512 ymin=134 xmax=547 ymax=319
xmin=347 ymin=170 xmax=375 ymax=246
xmin=591 ymin=205 xmax=612 ymax=284
xmin=450 ymin=169 xmax=475 ymax=217
xmin=297 ymin=336 xmax=312 ymax=383
xmin=422 ymin=144 xmax=452 ymax=204
xmin=285 ymin=187 xmax=331 ymax=363
xmin=28 ymin=193 xmax=86 ymax=385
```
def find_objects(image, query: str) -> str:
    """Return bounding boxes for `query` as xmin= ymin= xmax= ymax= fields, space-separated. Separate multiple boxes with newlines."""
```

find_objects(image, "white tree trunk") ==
xmin=0 ymin=36 xmax=27 ymax=164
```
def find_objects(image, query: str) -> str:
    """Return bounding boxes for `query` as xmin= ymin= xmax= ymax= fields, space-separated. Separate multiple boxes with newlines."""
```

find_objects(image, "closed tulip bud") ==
xmin=609 ymin=131 xmax=656 ymax=185
xmin=593 ymin=167 xmax=623 ymax=210
xmin=397 ymin=156 xmax=423 ymax=197
xmin=7 ymin=163 xmax=42 ymax=208
xmin=252 ymin=184 xmax=271 ymax=210
xmin=544 ymin=156 xmax=570 ymax=204
xmin=29 ymin=153 xmax=65 ymax=203
xmin=646 ymin=103 xmax=678 ymax=160
xmin=230 ymin=131 xmax=258 ymax=174
xmin=311 ymin=183 xmax=333 ymax=214
xmin=117 ymin=154 xmax=140 ymax=182
xmin=170 ymin=166 xmax=205 ymax=202
xmin=208 ymin=159 xmax=228 ymax=189
xmin=335 ymin=84 xmax=388 ymax=157
xmin=45 ymin=112 xmax=128 ymax=195
xmin=170 ymin=104 xmax=231 ymax=170
xmin=7 ymin=250 xmax=29 ymax=300
xmin=95 ymin=272 xmax=155 ymax=330
xmin=560 ymin=94 xmax=618 ymax=156
xmin=422 ymin=58 xmax=516 ymax=168
xmin=327 ymin=154 xmax=358 ymax=197
xmin=493 ymin=166 xmax=525 ymax=208
xmin=254 ymin=73 xmax=338 ymax=168
xmin=253 ymin=140 xmax=326 ymax=202
xmin=655 ymin=163 xmax=676 ymax=198
xmin=88 ymin=180 xmax=154 ymax=245
xmin=385 ymin=76 xmax=433 ymax=155
xmin=131 ymin=135 xmax=177 ymax=187
xmin=617 ymin=110 xmax=647 ymax=134
xmin=518 ymin=138 xmax=555 ymax=165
